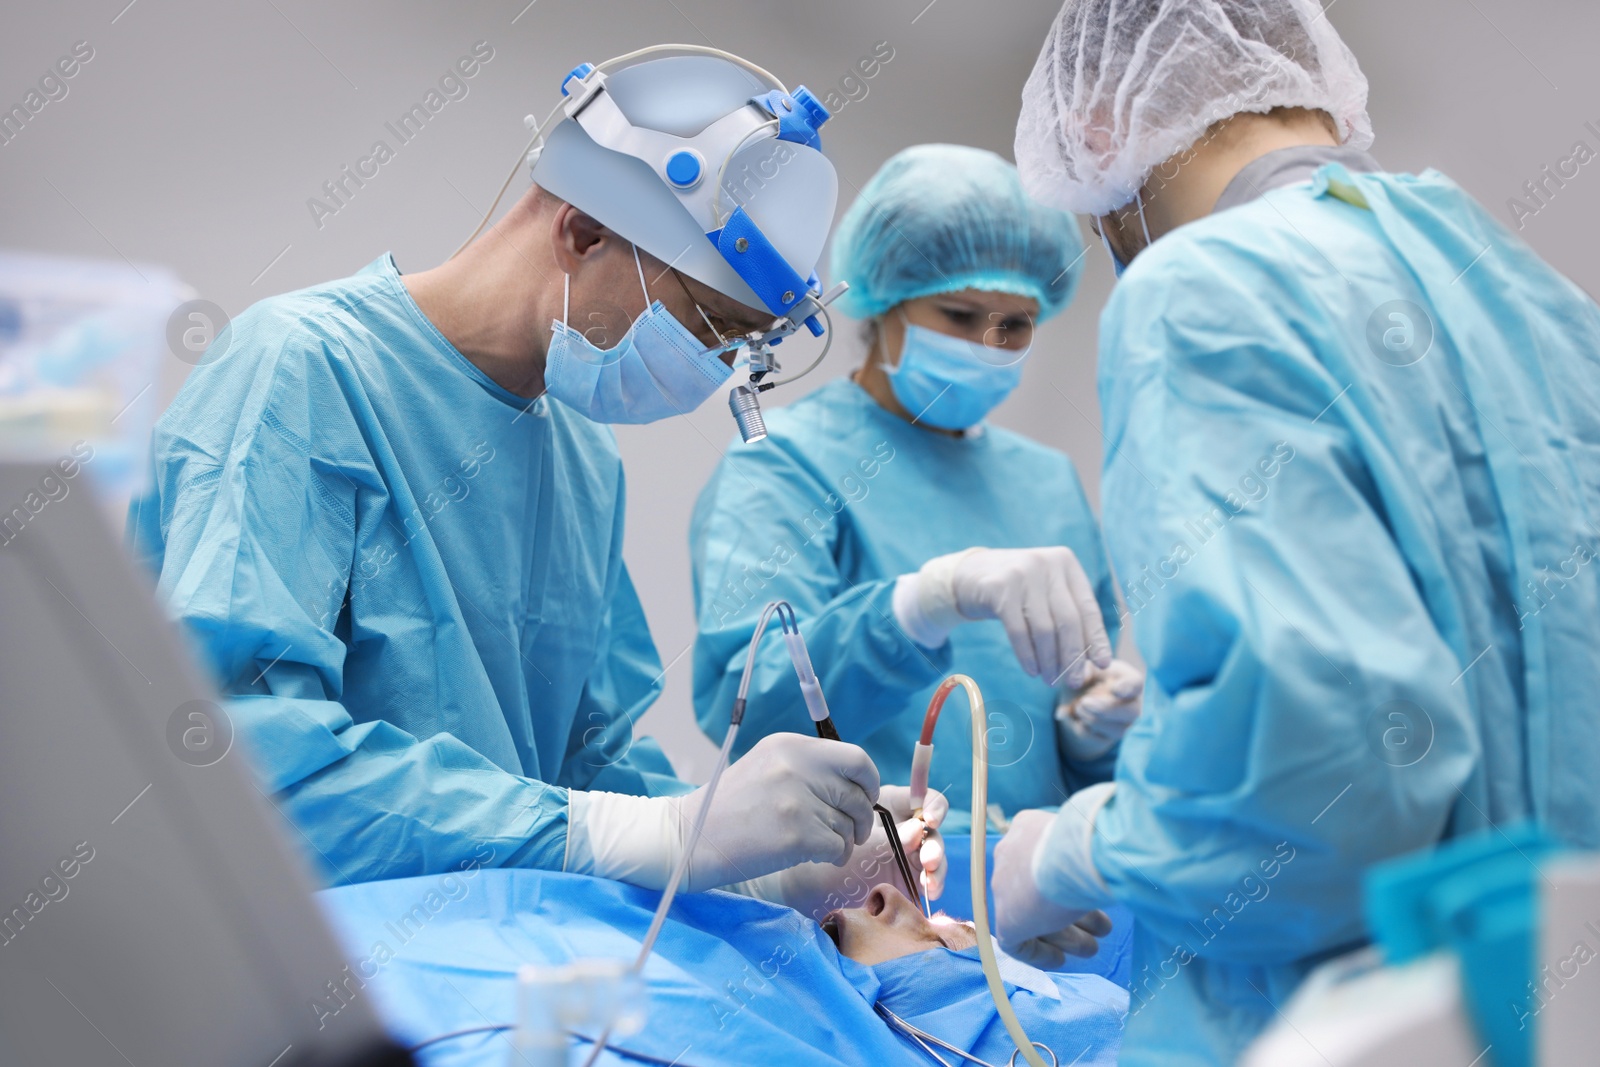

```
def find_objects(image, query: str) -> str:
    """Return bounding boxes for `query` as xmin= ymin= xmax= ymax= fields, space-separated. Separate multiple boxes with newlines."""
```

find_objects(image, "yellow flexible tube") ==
xmin=931 ymin=674 xmax=1049 ymax=1067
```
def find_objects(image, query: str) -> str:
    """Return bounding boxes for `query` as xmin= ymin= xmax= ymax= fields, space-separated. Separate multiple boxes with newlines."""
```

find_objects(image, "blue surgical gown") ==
xmin=1059 ymin=165 xmax=1600 ymax=1065
xmin=690 ymin=378 xmax=1120 ymax=828
xmin=128 ymin=254 xmax=687 ymax=886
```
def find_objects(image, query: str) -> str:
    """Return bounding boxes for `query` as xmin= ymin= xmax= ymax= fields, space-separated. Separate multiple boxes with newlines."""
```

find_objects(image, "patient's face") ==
xmin=822 ymin=883 xmax=978 ymax=965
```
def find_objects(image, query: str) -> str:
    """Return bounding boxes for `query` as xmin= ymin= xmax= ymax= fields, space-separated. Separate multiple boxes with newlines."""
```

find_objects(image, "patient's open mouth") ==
xmin=821 ymin=911 xmax=843 ymax=948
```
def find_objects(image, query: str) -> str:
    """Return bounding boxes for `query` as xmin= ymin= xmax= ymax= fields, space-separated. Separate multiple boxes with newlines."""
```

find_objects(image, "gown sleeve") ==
xmin=129 ymin=328 xmax=572 ymax=886
xmin=1049 ymin=244 xmax=1481 ymax=962
xmin=689 ymin=436 xmax=951 ymax=755
xmin=556 ymin=519 xmax=693 ymax=799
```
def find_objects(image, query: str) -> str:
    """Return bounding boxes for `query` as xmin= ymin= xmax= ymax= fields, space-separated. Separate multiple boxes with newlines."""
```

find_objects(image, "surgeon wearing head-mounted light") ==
xmin=129 ymin=45 xmax=943 ymax=913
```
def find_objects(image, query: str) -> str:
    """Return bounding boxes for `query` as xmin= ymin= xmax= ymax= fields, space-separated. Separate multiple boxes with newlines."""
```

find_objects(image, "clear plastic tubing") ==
xmin=920 ymin=674 xmax=1049 ymax=1067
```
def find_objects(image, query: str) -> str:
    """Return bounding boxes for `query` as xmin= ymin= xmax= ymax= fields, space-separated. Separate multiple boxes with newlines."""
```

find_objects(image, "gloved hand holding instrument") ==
xmin=780 ymin=600 xmax=945 ymax=913
xmin=574 ymin=600 xmax=945 ymax=1067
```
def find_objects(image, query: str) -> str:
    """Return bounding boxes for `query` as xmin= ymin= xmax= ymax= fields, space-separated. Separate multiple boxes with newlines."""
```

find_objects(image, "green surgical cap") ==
xmin=828 ymin=143 xmax=1085 ymax=323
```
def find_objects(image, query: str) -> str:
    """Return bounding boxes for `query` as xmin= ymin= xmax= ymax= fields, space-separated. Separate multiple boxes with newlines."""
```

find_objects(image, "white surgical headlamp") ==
xmin=459 ymin=44 xmax=848 ymax=443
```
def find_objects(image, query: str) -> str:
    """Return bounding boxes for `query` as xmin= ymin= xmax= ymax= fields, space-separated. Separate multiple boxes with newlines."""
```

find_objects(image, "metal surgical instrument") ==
xmin=877 ymin=1003 xmax=1061 ymax=1067
xmin=774 ymin=602 xmax=924 ymax=909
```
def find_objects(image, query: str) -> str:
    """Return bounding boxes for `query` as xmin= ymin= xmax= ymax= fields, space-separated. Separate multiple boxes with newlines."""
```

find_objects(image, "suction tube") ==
xmin=923 ymin=674 xmax=1049 ymax=1067
xmin=907 ymin=690 xmax=941 ymax=818
xmin=577 ymin=602 xmax=783 ymax=1067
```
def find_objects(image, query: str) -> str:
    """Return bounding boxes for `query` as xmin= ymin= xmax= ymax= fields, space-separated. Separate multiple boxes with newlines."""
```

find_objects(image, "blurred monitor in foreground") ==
xmin=0 ymin=459 xmax=413 ymax=1067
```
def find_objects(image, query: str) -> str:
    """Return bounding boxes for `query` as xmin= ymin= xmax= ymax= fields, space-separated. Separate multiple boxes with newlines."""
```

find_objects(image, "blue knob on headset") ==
xmin=560 ymin=62 xmax=596 ymax=96
xmin=665 ymin=150 xmax=703 ymax=188
xmin=753 ymin=86 xmax=831 ymax=150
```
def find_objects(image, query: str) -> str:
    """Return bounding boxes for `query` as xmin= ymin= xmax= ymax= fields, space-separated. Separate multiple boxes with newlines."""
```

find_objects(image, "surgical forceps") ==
xmin=877 ymin=1003 xmax=1062 ymax=1067
xmin=812 ymin=712 xmax=924 ymax=909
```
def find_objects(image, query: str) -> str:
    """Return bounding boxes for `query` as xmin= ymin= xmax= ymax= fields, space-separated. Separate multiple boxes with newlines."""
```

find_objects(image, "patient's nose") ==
xmin=866 ymin=883 xmax=918 ymax=922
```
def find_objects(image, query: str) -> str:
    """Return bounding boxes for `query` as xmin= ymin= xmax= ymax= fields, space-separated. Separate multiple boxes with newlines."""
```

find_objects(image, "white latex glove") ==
xmin=746 ymin=784 xmax=949 ymax=923
xmin=992 ymin=808 xmax=1113 ymax=969
xmin=894 ymin=546 xmax=1112 ymax=686
xmin=1058 ymin=658 xmax=1145 ymax=761
xmin=565 ymin=733 xmax=879 ymax=892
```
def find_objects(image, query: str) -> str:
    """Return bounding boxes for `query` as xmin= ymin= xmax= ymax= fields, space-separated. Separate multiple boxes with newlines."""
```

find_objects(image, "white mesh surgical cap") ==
xmin=1015 ymin=0 xmax=1374 ymax=217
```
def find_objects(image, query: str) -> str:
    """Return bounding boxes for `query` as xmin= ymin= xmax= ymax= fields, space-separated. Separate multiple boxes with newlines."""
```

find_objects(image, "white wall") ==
xmin=5 ymin=0 xmax=1596 ymax=780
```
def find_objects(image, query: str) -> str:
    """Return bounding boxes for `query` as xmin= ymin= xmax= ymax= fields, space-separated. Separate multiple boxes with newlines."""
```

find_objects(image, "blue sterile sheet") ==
xmin=938 ymin=832 xmax=1133 ymax=988
xmin=316 ymin=868 xmax=1126 ymax=1067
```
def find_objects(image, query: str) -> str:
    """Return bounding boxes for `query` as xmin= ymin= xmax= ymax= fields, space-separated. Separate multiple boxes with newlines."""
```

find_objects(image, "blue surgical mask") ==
xmin=884 ymin=314 xmax=1028 ymax=431
xmin=544 ymin=245 xmax=733 ymax=424
xmin=1099 ymin=192 xmax=1153 ymax=281
xmin=1100 ymin=228 xmax=1128 ymax=279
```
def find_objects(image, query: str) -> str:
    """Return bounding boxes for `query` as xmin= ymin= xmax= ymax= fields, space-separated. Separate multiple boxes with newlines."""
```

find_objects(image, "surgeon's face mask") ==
xmin=884 ymin=312 xmax=1029 ymax=431
xmin=1099 ymin=193 xmax=1153 ymax=280
xmin=543 ymin=244 xmax=734 ymax=424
